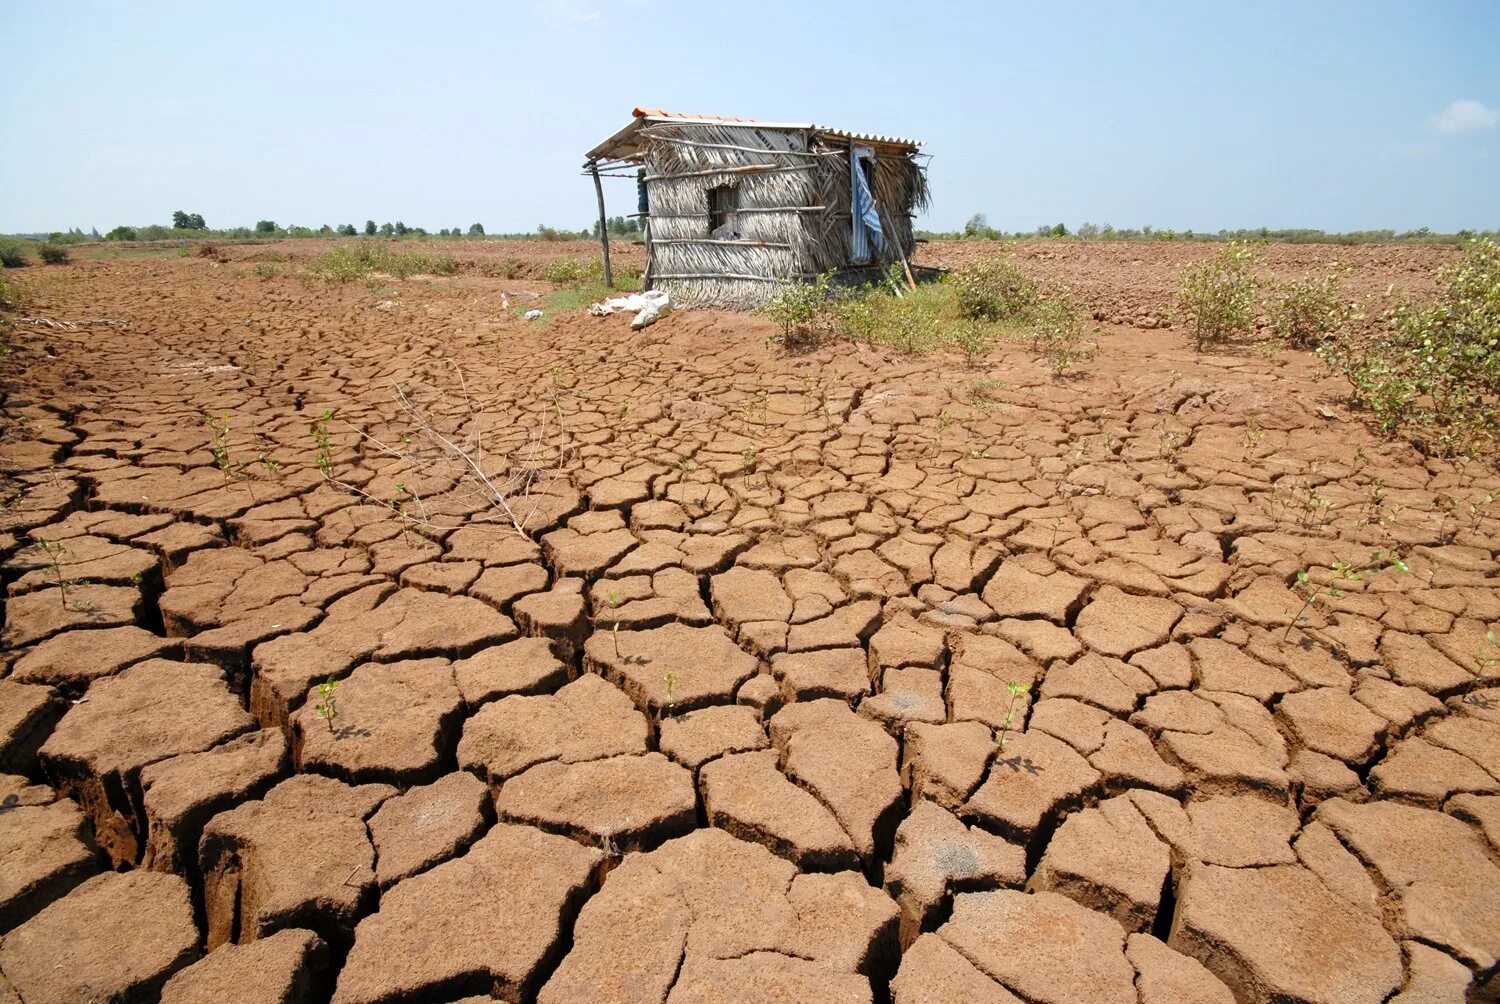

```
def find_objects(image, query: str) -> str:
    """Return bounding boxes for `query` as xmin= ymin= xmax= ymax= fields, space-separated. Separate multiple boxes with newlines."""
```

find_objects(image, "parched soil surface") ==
xmin=0 ymin=240 xmax=1497 ymax=1004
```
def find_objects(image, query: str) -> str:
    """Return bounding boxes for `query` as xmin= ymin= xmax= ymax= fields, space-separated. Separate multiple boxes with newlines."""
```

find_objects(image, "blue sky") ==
xmin=2 ymin=0 xmax=1496 ymax=234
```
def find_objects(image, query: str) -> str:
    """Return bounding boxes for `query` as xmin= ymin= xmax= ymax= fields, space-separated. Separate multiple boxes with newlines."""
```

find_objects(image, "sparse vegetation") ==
xmin=1177 ymin=241 xmax=1261 ymax=350
xmin=303 ymin=241 xmax=458 ymax=284
xmin=1317 ymin=238 xmax=1500 ymax=455
xmin=1268 ymin=267 xmax=1351 ymax=347
xmin=1284 ymin=550 xmax=1408 ymax=641
xmin=663 ymin=673 xmax=679 ymax=717
xmin=1030 ymin=284 xmax=1096 ymax=375
xmin=37 ymin=243 xmax=68 ymax=265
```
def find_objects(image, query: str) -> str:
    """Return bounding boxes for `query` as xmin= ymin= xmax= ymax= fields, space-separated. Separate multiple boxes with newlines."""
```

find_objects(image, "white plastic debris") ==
xmin=524 ymin=309 xmax=544 ymax=320
xmin=588 ymin=289 xmax=675 ymax=329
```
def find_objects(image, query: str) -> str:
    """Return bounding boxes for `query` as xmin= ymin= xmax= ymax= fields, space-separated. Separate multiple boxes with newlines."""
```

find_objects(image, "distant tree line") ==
xmin=82 ymin=212 xmax=626 ymax=243
xmin=917 ymin=213 xmax=1499 ymax=246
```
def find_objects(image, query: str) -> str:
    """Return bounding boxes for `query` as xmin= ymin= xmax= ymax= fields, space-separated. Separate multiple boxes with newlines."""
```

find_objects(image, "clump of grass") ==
xmin=954 ymin=254 xmax=1036 ymax=321
xmin=1177 ymin=241 xmax=1261 ymax=350
xmin=38 ymin=244 xmax=69 ymax=265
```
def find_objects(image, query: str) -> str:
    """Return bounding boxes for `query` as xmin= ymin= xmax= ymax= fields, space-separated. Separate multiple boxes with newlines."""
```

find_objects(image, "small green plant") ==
xmin=204 ymin=412 xmax=249 ymax=486
xmin=1030 ymin=285 xmax=1096 ymax=376
xmin=885 ymin=295 xmax=941 ymax=354
xmin=954 ymin=254 xmax=1036 ymax=321
xmin=253 ymin=440 xmax=280 ymax=479
xmin=29 ymin=535 xmax=91 ymax=611
xmin=38 ymin=244 xmax=69 ymax=265
xmin=949 ymin=322 xmax=995 ymax=368
xmin=1177 ymin=241 xmax=1260 ymax=350
xmin=1269 ymin=267 xmax=1351 ymax=348
xmin=663 ymin=673 xmax=679 ymax=717
xmin=742 ymin=444 xmax=757 ymax=467
xmin=310 ymin=410 xmax=335 ymax=477
xmin=1284 ymin=550 xmax=1408 ymax=641
xmin=997 ymin=680 xmax=1030 ymax=751
xmin=764 ymin=273 xmax=833 ymax=351
xmin=314 ymin=677 xmax=340 ymax=733
xmin=389 ymin=482 xmax=416 ymax=544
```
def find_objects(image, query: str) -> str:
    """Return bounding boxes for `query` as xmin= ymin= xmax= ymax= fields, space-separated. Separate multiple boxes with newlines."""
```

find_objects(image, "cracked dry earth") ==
xmin=1 ymin=245 xmax=1499 ymax=1004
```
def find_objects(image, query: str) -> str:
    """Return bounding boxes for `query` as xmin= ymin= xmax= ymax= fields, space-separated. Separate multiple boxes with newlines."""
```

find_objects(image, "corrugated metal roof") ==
xmin=586 ymin=109 xmax=921 ymax=161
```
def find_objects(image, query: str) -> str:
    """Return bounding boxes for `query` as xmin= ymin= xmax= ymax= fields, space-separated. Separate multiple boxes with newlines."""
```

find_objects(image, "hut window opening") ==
xmin=707 ymin=184 xmax=739 ymax=238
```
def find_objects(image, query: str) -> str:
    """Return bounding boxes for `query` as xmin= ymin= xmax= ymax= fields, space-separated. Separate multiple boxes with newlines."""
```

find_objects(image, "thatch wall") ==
xmin=624 ymin=120 xmax=927 ymax=309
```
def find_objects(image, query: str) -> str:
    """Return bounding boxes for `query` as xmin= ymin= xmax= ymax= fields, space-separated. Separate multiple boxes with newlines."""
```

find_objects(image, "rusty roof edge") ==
xmin=586 ymin=113 xmax=922 ymax=161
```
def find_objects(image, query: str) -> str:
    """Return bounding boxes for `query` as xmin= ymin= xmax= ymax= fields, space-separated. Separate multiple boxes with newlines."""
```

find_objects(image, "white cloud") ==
xmin=1429 ymin=99 xmax=1497 ymax=134
xmin=536 ymin=0 xmax=600 ymax=24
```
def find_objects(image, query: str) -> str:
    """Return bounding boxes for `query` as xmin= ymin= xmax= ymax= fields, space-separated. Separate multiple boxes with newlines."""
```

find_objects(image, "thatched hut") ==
xmin=584 ymin=108 xmax=928 ymax=309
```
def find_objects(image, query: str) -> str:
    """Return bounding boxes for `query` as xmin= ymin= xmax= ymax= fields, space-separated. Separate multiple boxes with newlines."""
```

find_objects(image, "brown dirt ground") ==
xmin=0 ymin=239 xmax=1496 ymax=1004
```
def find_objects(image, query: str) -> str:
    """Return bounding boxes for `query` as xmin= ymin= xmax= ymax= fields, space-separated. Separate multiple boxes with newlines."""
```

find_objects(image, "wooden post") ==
xmin=590 ymin=161 xmax=613 ymax=289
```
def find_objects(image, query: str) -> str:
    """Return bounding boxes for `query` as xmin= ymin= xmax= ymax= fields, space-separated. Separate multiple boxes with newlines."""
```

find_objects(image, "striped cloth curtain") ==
xmin=850 ymin=144 xmax=883 ymax=264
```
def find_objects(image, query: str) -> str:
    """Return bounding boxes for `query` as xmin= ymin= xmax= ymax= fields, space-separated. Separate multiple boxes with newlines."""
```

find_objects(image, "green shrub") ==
xmin=764 ymin=274 xmax=833 ymax=351
xmin=0 ymin=274 xmax=21 ymax=309
xmin=303 ymin=241 xmax=460 ymax=283
xmin=0 ymin=240 xmax=28 ymax=268
xmin=38 ymin=244 xmax=69 ymax=265
xmin=954 ymin=254 xmax=1036 ymax=321
xmin=829 ymin=286 xmax=880 ymax=342
xmin=1270 ymin=268 xmax=1351 ymax=347
xmin=480 ymin=258 xmax=523 ymax=279
xmin=1317 ymin=238 xmax=1499 ymax=454
xmin=883 ymin=295 xmax=941 ymax=353
xmin=1030 ymin=285 xmax=1096 ymax=376
xmin=1177 ymin=241 xmax=1260 ymax=349
xmin=544 ymin=258 xmax=603 ymax=287
xmin=948 ymin=322 xmax=995 ymax=367
xmin=105 ymin=226 xmax=138 ymax=241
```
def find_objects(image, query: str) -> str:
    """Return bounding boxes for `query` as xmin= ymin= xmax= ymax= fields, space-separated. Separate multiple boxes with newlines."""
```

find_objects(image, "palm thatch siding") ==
xmin=585 ymin=111 xmax=928 ymax=309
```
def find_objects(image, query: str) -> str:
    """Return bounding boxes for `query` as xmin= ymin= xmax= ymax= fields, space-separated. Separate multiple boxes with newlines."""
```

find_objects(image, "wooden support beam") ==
xmin=589 ymin=161 xmax=613 ymax=289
